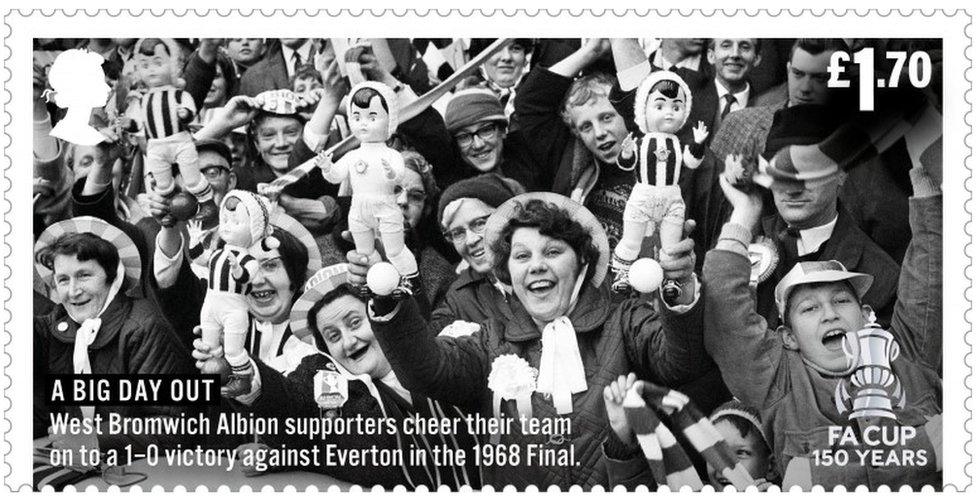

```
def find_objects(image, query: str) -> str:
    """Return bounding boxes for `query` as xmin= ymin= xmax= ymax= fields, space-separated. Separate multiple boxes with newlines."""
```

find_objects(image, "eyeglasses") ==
xmin=393 ymin=185 xmax=427 ymax=205
xmin=443 ymin=216 xmax=489 ymax=244
xmin=454 ymin=124 xmax=499 ymax=148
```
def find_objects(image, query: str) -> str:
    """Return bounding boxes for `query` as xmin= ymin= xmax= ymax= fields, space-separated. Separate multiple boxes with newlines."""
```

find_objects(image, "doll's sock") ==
xmin=186 ymin=176 xmax=214 ymax=202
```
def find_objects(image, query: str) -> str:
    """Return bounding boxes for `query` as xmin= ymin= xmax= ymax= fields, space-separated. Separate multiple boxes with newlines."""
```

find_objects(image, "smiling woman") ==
xmin=368 ymin=191 xmax=709 ymax=489
xmin=33 ymin=217 xmax=194 ymax=452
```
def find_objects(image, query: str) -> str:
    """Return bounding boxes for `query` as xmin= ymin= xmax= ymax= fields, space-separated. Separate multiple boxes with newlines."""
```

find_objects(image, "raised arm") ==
xmin=369 ymin=297 xmax=489 ymax=410
xmin=701 ymin=175 xmax=784 ymax=410
xmin=889 ymin=109 xmax=942 ymax=370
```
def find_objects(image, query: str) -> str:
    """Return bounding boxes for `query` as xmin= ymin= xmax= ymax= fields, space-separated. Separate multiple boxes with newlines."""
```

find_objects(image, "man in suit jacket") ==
xmin=238 ymin=38 xmax=315 ymax=97
xmin=678 ymin=38 xmax=763 ymax=146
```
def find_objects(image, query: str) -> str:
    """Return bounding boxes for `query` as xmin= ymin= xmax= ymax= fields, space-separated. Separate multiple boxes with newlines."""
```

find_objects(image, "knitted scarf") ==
xmin=622 ymin=381 xmax=754 ymax=490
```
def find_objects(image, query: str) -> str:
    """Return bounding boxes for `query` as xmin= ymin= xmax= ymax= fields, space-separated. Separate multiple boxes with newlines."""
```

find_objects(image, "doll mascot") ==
xmin=134 ymin=38 xmax=217 ymax=226
xmin=315 ymin=81 xmax=420 ymax=296
xmin=199 ymin=190 xmax=279 ymax=396
xmin=610 ymin=70 xmax=709 ymax=297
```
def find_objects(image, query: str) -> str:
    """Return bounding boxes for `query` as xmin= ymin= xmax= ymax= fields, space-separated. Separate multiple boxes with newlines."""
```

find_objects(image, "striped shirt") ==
xmin=208 ymin=247 xmax=258 ymax=294
xmin=618 ymin=132 xmax=683 ymax=185
xmin=140 ymin=86 xmax=197 ymax=140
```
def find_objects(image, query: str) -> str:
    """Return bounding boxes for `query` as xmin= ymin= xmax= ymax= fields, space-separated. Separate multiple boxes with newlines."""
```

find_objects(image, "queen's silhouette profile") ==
xmin=46 ymin=49 xmax=111 ymax=146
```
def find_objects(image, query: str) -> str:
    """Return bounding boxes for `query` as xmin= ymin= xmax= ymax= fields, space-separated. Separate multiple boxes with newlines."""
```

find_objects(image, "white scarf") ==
xmin=534 ymin=265 xmax=590 ymax=415
xmin=70 ymin=261 xmax=125 ymax=419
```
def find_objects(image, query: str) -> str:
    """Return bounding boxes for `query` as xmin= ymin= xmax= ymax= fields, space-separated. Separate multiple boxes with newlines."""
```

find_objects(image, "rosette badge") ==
xmin=487 ymin=354 xmax=537 ymax=442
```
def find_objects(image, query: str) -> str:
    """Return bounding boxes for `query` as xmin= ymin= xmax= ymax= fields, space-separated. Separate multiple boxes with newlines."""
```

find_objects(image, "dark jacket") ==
xmin=237 ymin=46 xmax=290 ymax=97
xmin=33 ymin=294 xmax=196 ymax=451
xmin=246 ymin=354 xmax=481 ymax=489
xmin=371 ymin=284 xmax=707 ymax=489
xmin=428 ymin=268 xmax=513 ymax=334
xmin=702 ymin=196 xmax=942 ymax=489
xmin=757 ymin=203 xmax=900 ymax=329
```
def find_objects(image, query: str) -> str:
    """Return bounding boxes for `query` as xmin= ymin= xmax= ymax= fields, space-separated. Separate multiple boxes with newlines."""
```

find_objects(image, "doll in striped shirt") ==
xmin=199 ymin=190 xmax=279 ymax=397
xmin=610 ymin=71 xmax=709 ymax=297
xmin=134 ymin=38 xmax=217 ymax=227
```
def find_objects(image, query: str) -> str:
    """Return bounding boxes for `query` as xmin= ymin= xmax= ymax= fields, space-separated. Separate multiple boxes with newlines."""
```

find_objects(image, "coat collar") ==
xmin=763 ymin=202 xmax=866 ymax=269
xmin=501 ymin=283 xmax=611 ymax=343
xmin=49 ymin=293 xmax=132 ymax=349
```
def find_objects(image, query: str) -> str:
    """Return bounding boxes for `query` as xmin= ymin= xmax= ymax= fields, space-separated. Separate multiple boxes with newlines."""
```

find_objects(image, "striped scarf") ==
xmin=622 ymin=382 xmax=754 ymax=490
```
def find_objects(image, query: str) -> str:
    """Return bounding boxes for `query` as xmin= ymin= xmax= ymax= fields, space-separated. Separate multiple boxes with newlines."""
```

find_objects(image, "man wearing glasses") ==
xmin=441 ymin=88 xmax=543 ymax=191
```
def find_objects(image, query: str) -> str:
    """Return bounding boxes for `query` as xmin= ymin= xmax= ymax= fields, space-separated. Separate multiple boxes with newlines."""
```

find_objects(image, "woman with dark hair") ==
xmin=364 ymin=192 xmax=709 ymax=489
xmin=33 ymin=217 xmax=194 ymax=453
xmin=193 ymin=265 xmax=481 ymax=489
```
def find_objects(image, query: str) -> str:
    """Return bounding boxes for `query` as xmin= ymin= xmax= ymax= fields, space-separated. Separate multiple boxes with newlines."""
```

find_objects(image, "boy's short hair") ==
xmin=559 ymin=72 xmax=616 ymax=130
xmin=137 ymin=38 xmax=170 ymax=57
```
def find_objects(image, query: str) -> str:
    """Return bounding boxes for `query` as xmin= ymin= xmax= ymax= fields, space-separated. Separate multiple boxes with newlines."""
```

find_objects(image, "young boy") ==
xmin=708 ymin=401 xmax=776 ymax=490
xmin=703 ymin=131 xmax=943 ymax=489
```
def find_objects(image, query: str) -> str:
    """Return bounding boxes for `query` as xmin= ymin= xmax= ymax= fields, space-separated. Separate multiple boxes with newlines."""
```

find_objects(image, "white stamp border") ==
xmin=2 ymin=8 xmax=973 ymax=493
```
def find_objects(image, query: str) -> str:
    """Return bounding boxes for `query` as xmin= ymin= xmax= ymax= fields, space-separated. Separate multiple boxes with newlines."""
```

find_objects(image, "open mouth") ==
xmin=69 ymin=298 xmax=91 ymax=308
xmin=349 ymin=345 xmax=369 ymax=361
xmin=822 ymin=329 xmax=847 ymax=351
xmin=469 ymin=248 xmax=486 ymax=260
xmin=250 ymin=290 xmax=277 ymax=305
xmin=527 ymin=280 xmax=556 ymax=296
xmin=471 ymin=150 xmax=493 ymax=161
xmin=597 ymin=141 xmax=617 ymax=153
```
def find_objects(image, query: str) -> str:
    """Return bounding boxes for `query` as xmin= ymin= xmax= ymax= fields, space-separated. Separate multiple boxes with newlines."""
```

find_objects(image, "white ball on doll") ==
xmin=629 ymin=258 xmax=664 ymax=293
xmin=366 ymin=262 xmax=401 ymax=296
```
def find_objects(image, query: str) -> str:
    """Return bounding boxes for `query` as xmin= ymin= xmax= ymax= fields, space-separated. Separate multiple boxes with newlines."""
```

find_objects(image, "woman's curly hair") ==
xmin=489 ymin=199 xmax=600 ymax=286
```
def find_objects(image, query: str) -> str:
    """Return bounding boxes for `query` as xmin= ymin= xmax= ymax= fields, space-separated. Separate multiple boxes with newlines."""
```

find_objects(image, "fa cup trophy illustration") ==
xmin=834 ymin=324 xmax=907 ymax=420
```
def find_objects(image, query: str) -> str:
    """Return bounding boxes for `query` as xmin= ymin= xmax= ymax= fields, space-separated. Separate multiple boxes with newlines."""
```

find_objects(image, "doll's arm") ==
xmin=382 ymin=151 xmax=406 ymax=184
xmin=317 ymin=151 xmax=350 ymax=185
xmin=682 ymin=121 xmax=709 ymax=169
xmin=176 ymin=90 xmax=197 ymax=124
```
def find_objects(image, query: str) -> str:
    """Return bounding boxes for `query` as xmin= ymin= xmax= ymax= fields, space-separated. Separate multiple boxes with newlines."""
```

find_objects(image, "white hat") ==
xmin=633 ymin=70 xmax=693 ymax=134
xmin=221 ymin=190 xmax=279 ymax=251
xmin=774 ymin=260 xmax=873 ymax=318
xmin=289 ymin=264 xmax=352 ymax=342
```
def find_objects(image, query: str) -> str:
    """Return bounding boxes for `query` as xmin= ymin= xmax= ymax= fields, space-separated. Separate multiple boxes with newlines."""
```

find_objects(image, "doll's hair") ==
xmin=137 ymin=38 xmax=171 ymax=57
xmin=350 ymin=86 xmax=389 ymax=113
xmin=649 ymin=79 xmax=682 ymax=99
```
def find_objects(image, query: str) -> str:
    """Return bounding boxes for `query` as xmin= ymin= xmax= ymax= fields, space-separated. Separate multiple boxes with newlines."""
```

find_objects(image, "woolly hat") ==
xmin=437 ymin=173 xmax=525 ymax=229
xmin=444 ymin=88 xmax=508 ymax=134
xmin=221 ymin=190 xmax=279 ymax=251
xmin=709 ymin=400 xmax=768 ymax=444
xmin=347 ymin=81 xmax=399 ymax=137
xmin=634 ymin=70 xmax=693 ymax=134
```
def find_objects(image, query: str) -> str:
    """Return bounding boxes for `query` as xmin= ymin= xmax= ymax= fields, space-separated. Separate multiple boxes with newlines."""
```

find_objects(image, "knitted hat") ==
xmin=221 ymin=190 xmax=279 ymax=251
xmin=347 ymin=81 xmax=399 ymax=137
xmin=437 ymin=173 xmax=525 ymax=228
xmin=289 ymin=264 xmax=351 ymax=342
xmin=709 ymin=400 xmax=767 ymax=444
xmin=444 ymin=88 xmax=507 ymax=134
xmin=253 ymin=89 xmax=308 ymax=125
xmin=634 ymin=70 xmax=693 ymax=134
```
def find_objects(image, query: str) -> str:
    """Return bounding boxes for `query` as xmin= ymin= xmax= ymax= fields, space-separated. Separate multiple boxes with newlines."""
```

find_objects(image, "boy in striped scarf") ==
xmin=135 ymin=38 xmax=217 ymax=227
xmin=611 ymin=71 xmax=709 ymax=298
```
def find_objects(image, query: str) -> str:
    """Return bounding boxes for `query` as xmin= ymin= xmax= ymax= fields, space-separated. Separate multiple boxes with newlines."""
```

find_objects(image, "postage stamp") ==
xmin=3 ymin=8 xmax=972 ymax=492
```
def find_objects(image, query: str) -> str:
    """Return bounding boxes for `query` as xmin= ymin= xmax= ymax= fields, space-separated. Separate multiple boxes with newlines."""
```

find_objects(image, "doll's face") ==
xmin=136 ymin=42 xmax=175 ymax=88
xmin=644 ymin=88 xmax=688 ymax=134
xmin=349 ymin=95 xmax=390 ymax=143
xmin=219 ymin=197 xmax=253 ymax=247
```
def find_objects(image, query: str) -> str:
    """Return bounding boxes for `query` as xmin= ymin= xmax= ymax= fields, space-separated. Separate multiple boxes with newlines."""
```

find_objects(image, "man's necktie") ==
xmin=292 ymin=50 xmax=303 ymax=74
xmin=781 ymin=226 xmax=801 ymax=265
xmin=721 ymin=93 xmax=737 ymax=119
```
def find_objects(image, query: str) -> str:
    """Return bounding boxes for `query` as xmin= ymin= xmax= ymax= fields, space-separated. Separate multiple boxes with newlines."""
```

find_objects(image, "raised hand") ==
xmin=692 ymin=120 xmax=709 ymax=144
xmin=217 ymin=95 xmax=262 ymax=130
xmin=187 ymin=218 xmax=205 ymax=249
xmin=620 ymin=133 xmax=637 ymax=159
xmin=603 ymin=373 xmax=639 ymax=445
xmin=719 ymin=170 xmax=763 ymax=229
xmin=723 ymin=153 xmax=745 ymax=185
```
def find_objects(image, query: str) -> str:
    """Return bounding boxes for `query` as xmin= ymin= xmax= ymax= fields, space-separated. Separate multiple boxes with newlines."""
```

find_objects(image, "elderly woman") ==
xmin=194 ymin=265 xmax=481 ymax=489
xmin=364 ymin=192 xmax=707 ymax=489
xmin=33 ymin=217 xmax=194 ymax=452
